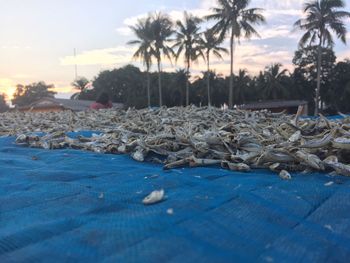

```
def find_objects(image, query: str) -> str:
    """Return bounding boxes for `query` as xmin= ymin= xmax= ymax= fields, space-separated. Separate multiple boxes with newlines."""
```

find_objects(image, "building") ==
xmin=18 ymin=97 xmax=123 ymax=112
xmin=237 ymin=100 xmax=308 ymax=115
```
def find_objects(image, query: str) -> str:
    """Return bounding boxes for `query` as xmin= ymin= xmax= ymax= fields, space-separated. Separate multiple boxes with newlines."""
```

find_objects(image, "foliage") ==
xmin=12 ymin=82 xmax=56 ymax=107
xmin=206 ymin=0 xmax=266 ymax=108
xmin=79 ymin=58 xmax=350 ymax=114
xmin=293 ymin=46 xmax=336 ymax=83
xmin=150 ymin=12 xmax=175 ymax=106
xmin=294 ymin=0 xmax=350 ymax=48
xmin=198 ymin=29 xmax=228 ymax=106
xmin=128 ymin=17 xmax=154 ymax=107
xmin=293 ymin=0 xmax=350 ymax=115
xmin=71 ymin=77 xmax=89 ymax=100
xmin=173 ymin=12 xmax=203 ymax=106
xmin=327 ymin=60 xmax=350 ymax=113
xmin=0 ymin=94 xmax=9 ymax=112
xmin=261 ymin=64 xmax=290 ymax=100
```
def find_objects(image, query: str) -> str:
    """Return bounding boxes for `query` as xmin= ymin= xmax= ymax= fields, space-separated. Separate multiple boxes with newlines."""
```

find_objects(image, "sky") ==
xmin=0 ymin=0 xmax=349 ymax=100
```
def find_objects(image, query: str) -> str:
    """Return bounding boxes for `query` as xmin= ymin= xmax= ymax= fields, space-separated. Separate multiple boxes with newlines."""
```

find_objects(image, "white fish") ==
xmin=142 ymin=189 xmax=165 ymax=205
xmin=289 ymin=131 xmax=301 ymax=143
xmin=279 ymin=170 xmax=291 ymax=180
xmin=324 ymin=181 xmax=334 ymax=187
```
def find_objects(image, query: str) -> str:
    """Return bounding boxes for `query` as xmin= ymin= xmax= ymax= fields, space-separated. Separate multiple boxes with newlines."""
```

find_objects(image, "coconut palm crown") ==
xmin=206 ymin=0 xmax=265 ymax=108
xmin=199 ymin=29 xmax=228 ymax=106
xmin=128 ymin=17 xmax=154 ymax=107
xmin=173 ymin=12 xmax=204 ymax=106
xmin=294 ymin=0 xmax=350 ymax=115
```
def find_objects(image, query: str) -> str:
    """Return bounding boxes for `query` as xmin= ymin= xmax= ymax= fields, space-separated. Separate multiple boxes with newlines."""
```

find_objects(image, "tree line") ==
xmin=124 ymin=0 xmax=350 ymax=115
xmin=6 ymin=0 xmax=350 ymax=115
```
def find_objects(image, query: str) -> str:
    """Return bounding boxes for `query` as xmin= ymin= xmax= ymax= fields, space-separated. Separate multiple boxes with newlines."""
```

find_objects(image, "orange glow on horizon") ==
xmin=0 ymin=79 xmax=16 ymax=101
xmin=0 ymin=78 xmax=76 ymax=104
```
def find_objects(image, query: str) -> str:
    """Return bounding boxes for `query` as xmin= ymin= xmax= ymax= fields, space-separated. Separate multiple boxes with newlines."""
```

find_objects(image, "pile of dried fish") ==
xmin=1 ymin=106 xmax=350 ymax=177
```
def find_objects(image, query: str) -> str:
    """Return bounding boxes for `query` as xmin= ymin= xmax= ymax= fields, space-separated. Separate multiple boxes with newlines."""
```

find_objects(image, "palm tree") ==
xmin=150 ymin=12 xmax=174 ymax=107
xmin=0 ymin=93 xmax=9 ymax=112
xmin=263 ymin=63 xmax=289 ymax=100
xmin=294 ymin=0 xmax=350 ymax=115
xmin=71 ymin=77 xmax=89 ymax=100
xmin=173 ymin=12 xmax=203 ymax=106
xmin=199 ymin=29 xmax=228 ymax=106
xmin=206 ymin=0 xmax=265 ymax=108
xmin=128 ymin=17 xmax=154 ymax=108
xmin=234 ymin=69 xmax=251 ymax=104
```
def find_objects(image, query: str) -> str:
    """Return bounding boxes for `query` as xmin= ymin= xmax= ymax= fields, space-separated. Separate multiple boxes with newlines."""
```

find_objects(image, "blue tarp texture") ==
xmin=1 ymin=132 xmax=350 ymax=263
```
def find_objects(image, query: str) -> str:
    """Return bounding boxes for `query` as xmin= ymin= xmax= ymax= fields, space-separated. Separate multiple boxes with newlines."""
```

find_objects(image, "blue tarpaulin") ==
xmin=1 ymin=133 xmax=350 ymax=263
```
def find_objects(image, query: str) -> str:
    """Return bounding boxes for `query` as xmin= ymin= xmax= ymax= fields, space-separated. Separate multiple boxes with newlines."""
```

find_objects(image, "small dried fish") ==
xmin=0 ymin=106 xmax=347 ymax=177
xmin=142 ymin=189 xmax=165 ymax=205
xmin=279 ymin=170 xmax=292 ymax=180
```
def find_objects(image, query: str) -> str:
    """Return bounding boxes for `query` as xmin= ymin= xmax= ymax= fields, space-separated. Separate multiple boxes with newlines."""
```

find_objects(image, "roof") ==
xmin=19 ymin=97 xmax=123 ymax=111
xmin=238 ymin=100 xmax=308 ymax=110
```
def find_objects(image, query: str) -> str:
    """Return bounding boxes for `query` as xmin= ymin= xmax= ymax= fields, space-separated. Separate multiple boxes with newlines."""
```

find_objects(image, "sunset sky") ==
xmin=0 ymin=0 xmax=349 ymax=100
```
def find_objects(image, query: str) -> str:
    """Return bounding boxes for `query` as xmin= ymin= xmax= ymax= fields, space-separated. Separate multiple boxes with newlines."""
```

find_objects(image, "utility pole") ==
xmin=74 ymin=48 xmax=78 ymax=80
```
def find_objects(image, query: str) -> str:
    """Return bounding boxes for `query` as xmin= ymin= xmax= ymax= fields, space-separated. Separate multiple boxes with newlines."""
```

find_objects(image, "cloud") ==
xmin=188 ymin=42 xmax=293 ymax=75
xmin=74 ymin=0 xmax=348 ymax=80
xmin=115 ymin=5 xmax=212 ymax=37
xmin=60 ymin=46 xmax=135 ymax=66
xmin=116 ymin=27 xmax=133 ymax=36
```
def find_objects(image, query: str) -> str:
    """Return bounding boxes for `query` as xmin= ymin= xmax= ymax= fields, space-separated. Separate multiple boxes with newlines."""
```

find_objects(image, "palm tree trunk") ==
xmin=186 ymin=59 xmax=190 ymax=106
xmin=157 ymin=59 xmax=162 ymax=107
xmin=206 ymin=51 xmax=211 ymax=107
xmin=229 ymin=31 xmax=234 ymax=109
xmin=315 ymin=37 xmax=322 ymax=116
xmin=147 ymin=69 xmax=151 ymax=108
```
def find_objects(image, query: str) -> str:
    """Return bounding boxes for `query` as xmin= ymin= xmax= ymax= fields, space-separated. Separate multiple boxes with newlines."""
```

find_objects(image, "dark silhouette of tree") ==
xmin=207 ymin=0 xmax=265 ymax=108
xmin=87 ymin=65 xmax=144 ymax=108
xmin=77 ymin=59 xmax=350 ymax=114
xmin=173 ymin=12 xmax=203 ymax=106
xmin=294 ymin=0 xmax=350 ymax=115
xmin=262 ymin=64 xmax=290 ymax=100
xmin=70 ymin=77 xmax=89 ymax=100
xmin=198 ymin=29 xmax=228 ymax=106
xmin=128 ymin=17 xmax=154 ymax=107
xmin=233 ymin=69 xmax=252 ymax=105
xmin=150 ymin=12 xmax=174 ymax=107
xmin=293 ymin=46 xmax=336 ymax=109
xmin=328 ymin=59 xmax=350 ymax=112
xmin=0 ymin=94 xmax=9 ymax=112
xmin=289 ymin=68 xmax=315 ymax=113
xmin=12 ymin=82 xmax=56 ymax=107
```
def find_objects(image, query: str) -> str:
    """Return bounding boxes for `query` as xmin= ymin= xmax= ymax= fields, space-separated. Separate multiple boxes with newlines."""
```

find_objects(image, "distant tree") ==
xmin=293 ymin=46 xmax=336 ymax=82
xmin=128 ymin=17 xmax=154 ymax=107
xmin=198 ymin=29 xmax=228 ymax=106
xmin=87 ymin=65 xmax=145 ymax=108
xmin=150 ymin=12 xmax=174 ymax=107
xmin=262 ymin=63 xmax=290 ymax=100
xmin=293 ymin=46 xmax=336 ymax=109
xmin=12 ymin=82 xmax=56 ymax=107
xmin=289 ymin=68 xmax=315 ymax=113
xmin=234 ymin=69 xmax=251 ymax=105
xmin=294 ymin=0 xmax=350 ymax=115
xmin=0 ymin=94 xmax=9 ymax=112
xmin=70 ymin=77 xmax=89 ymax=100
xmin=162 ymin=69 xmax=188 ymax=107
xmin=327 ymin=59 xmax=350 ymax=112
xmin=206 ymin=72 xmax=227 ymax=107
xmin=206 ymin=0 xmax=265 ymax=108
xmin=173 ymin=12 xmax=203 ymax=106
